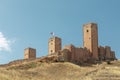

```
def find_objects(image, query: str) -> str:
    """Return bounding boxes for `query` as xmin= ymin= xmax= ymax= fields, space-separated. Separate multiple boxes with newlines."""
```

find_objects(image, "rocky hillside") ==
xmin=0 ymin=60 xmax=120 ymax=80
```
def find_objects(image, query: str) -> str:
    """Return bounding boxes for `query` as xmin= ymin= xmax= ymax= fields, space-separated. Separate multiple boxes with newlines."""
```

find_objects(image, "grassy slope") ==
xmin=0 ymin=61 xmax=120 ymax=80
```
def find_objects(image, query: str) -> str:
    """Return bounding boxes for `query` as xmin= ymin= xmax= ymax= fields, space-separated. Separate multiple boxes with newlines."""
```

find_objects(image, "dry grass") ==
xmin=0 ymin=62 xmax=97 ymax=80
xmin=83 ymin=61 xmax=120 ymax=80
xmin=0 ymin=60 xmax=120 ymax=80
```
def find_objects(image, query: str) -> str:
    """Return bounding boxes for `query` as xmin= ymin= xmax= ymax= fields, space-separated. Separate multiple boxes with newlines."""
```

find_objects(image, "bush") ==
xmin=29 ymin=62 xmax=37 ymax=68
xmin=107 ymin=60 xmax=111 ymax=64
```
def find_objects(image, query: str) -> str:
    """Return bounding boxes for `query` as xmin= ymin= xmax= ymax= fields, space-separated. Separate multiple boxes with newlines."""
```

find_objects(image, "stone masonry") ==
xmin=83 ymin=23 xmax=99 ymax=60
xmin=48 ymin=36 xmax=61 ymax=55
xmin=24 ymin=48 xmax=36 ymax=59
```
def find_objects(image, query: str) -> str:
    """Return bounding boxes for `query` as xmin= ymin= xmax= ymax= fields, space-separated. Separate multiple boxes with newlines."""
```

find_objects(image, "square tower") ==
xmin=83 ymin=23 xmax=98 ymax=60
xmin=48 ymin=36 xmax=61 ymax=55
xmin=24 ymin=48 xmax=36 ymax=59
xmin=105 ymin=46 xmax=111 ymax=59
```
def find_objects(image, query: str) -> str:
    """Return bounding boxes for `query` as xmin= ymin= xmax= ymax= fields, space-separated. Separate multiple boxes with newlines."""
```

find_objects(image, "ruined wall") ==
xmin=111 ymin=51 xmax=116 ymax=60
xmin=112 ymin=52 xmax=116 ymax=59
xmin=64 ymin=44 xmax=75 ymax=61
xmin=75 ymin=47 xmax=90 ymax=63
xmin=83 ymin=48 xmax=90 ymax=62
xmin=98 ymin=46 xmax=105 ymax=60
xmin=74 ymin=48 xmax=84 ymax=63
xmin=64 ymin=45 xmax=90 ymax=63
xmin=105 ymin=46 xmax=111 ymax=59
xmin=61 ymin=49 xmax=71 ymax=62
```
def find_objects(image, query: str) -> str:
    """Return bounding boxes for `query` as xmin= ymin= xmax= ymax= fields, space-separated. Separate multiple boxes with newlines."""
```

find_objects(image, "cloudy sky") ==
xmin=0 ymin=0 xmax=120 ymax=64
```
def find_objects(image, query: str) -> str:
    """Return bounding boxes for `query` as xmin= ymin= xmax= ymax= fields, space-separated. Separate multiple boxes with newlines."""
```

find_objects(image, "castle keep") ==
xmin=48 ymin=23 xmax=116 ymax=63
xmin=83 ymin=23 xmax=98 ymax=60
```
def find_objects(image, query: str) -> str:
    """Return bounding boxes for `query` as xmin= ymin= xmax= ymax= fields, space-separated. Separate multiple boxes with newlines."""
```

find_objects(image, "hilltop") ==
xmin=0 ymin=59 xmax=120 ymax=80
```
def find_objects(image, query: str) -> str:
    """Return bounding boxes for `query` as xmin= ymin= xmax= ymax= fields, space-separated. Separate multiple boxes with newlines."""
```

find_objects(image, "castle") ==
xmin=24 ymin=22 xmax=116 ymax=63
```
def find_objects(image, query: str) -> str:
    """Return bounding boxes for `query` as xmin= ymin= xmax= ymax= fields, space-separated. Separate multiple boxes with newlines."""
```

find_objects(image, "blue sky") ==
xmin=0 ymin=0 xmax=120 ymax=64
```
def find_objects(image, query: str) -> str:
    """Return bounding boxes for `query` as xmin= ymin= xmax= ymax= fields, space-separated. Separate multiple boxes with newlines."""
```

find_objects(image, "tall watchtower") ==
xmin=48 ymin=36 xmax=61 ymax=55
xmin=24 ymin=48 xmax=36 ymax=59
xmin=83 ymin=23 xmax=98 ymax=60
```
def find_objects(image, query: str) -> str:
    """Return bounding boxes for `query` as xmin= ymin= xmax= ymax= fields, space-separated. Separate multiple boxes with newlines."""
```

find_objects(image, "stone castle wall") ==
xmin=64 ymin=45 xmax=90 ymax=63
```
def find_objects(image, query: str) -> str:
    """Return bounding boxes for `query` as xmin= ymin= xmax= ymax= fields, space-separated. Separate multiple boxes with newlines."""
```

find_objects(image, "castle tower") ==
xmin=105 ymin=46 xmax=111 ymax=59
xmin=24 ymin=48 xmax=36 ymax=59
xmin=48 ymin=36 xmax=61 ymax=55
xmin=83 ymin=23 xmax=99 ymax=60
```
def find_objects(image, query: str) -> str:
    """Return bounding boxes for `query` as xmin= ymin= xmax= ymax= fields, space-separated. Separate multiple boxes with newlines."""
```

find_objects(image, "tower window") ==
xmin=51 ymin=39 xmax=53 ymax=41
xmin=86 ymin=30 xmax=89 ymax=32
xmin=51 ymin=50 xmax=53 ymax=53
xmin=51 ymin=43 xmax=53 ymax=45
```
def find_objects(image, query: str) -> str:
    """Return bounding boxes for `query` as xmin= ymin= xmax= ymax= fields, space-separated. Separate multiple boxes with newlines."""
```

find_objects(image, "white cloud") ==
xmin=0 ymin=32 xmax=12 ymax=52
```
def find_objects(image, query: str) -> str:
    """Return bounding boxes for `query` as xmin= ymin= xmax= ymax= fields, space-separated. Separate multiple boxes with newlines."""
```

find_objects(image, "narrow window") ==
xmin=51 ymin=43 xmax=53 ymax=45
xmin=86 ymin=30 xmax=89 ymax=32
xmin=51 ymin=50 xmax=53 ymax=52
xmin=51 ymin=39 xmax=53 ymax=41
